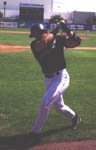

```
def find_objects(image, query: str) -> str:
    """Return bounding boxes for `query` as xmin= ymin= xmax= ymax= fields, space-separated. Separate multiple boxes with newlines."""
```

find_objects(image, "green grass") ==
xmin=80 ymin=35 xmax=96 ymax=47
xmin=0 ymin=33 xmax=32 ymax=46
xmin=0 ymin=29 xmax=96 ymax=149
xmin=0 ymin=27 xmax=30 ymax=31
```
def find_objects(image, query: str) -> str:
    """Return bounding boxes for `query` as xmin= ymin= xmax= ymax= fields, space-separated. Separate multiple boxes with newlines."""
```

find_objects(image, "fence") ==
xmin=0 ymin=21 xmax=96 ymax=31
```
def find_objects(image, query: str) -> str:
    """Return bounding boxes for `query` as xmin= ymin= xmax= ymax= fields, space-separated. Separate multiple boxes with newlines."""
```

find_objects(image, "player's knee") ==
xmin=42 ymin=95 xmax=51 ymax=110
xmin=53 ymin=102 xmax=63 ymax=110
xmin=42 ymin=103 xmax=50 ymax=111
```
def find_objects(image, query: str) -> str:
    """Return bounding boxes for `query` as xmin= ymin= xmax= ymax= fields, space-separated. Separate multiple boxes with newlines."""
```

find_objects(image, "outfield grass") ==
xmin=0 ymin=27 xmax=30 ymax=31
xmin=0 ymin=29 xmax=96 ymax=148
xmin=0 ymin=33 xmax=32 ymax=46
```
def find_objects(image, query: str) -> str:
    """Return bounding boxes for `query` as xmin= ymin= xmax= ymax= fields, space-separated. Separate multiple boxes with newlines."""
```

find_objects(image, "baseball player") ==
xmin=29 ymin=20 xmax=81 ymax=133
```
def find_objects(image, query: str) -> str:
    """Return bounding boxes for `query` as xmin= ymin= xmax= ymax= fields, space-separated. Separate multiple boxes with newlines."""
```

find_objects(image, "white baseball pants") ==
xmin=32 ymin=69 xmax=75 ymax=133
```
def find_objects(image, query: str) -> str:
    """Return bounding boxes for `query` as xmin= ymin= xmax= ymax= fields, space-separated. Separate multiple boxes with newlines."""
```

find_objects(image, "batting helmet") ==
xmin=29 ymin=24 xmax=47 ymax=38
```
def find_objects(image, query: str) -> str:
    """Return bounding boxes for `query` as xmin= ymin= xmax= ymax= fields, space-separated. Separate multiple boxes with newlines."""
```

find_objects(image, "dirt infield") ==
xmin=0 ymin=44 xmax=30 ymax=52
xmin=73 ymin=47 xmax=96 ymax=50
xmin=32 ymin=140 xmax=96 ymax=150
xmin=0 ymin=44 xmax=96 ymax=53
xmin=0 ymin=30 xmax=30 ymax=34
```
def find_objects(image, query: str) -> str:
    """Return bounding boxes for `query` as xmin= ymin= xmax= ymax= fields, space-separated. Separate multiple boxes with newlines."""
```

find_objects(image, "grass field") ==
xmin=0 ymin=28 xmax=96 ymax=149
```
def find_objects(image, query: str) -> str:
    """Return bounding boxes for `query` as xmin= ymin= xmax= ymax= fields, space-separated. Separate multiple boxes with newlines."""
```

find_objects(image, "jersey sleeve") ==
xmin=56 ymin=36 xmax=68 ymax=48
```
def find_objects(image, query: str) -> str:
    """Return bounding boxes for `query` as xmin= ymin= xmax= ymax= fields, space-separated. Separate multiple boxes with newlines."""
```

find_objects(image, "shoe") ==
xmin=30 ymin=131 xmax=40 ymax=137
xmin=28 ymin=132 xmax=41 ymax=145
xmin=72 ymin=113 xmax=81 ymax=130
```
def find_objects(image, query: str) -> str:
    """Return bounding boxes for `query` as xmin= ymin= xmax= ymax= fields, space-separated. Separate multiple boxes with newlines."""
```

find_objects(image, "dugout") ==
xmin=19 ymin=3 xmax=44 ymax=22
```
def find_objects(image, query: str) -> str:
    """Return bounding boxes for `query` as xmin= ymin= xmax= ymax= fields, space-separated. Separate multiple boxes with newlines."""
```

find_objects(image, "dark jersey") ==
xmin=31 ymin=35 xmax=67 ymax=74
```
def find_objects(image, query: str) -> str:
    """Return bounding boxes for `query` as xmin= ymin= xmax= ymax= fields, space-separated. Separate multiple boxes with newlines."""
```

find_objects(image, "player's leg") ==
xmin=32 ymin=76 xmax=54 ymax=133
xmin=32 ymin=69 xmax=71 ymax=133
xmin=53 ymin=95 xmax=81 ymax=130
xmin=53 ymin=95 xmax=75 ymax=118
xmin=32 ymin=77 xmax=57 ymax=133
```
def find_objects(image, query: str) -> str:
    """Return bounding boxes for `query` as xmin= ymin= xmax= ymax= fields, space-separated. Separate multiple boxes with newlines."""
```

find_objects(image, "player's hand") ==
xmin=59 ymin=19 xmax=71 ymax=35
xmin=59 ymin=19 xmax=66 ymax=25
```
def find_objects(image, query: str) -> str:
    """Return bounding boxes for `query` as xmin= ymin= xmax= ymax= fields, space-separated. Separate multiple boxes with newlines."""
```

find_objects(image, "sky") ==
xmin=64 ymin=0 xmax=96 ymax=12
xmin=0 ymin=0 xmax=96 ymax=12
xmin=0 ymin=0 xmax=96 ymax=18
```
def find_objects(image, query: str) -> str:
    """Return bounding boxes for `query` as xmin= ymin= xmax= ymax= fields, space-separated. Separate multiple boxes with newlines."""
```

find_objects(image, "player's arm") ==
xmin=60 ymin=20 xmax=81 ymax=48
xmin=34 ymin=33 xmax=54 ymax=53
xmin=65 ymin=32 xmax=81 ymax=48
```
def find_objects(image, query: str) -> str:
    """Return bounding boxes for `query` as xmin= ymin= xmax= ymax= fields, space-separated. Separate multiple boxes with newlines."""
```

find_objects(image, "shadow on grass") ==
xmin=0 ymin=126 xmax=70 ymax=150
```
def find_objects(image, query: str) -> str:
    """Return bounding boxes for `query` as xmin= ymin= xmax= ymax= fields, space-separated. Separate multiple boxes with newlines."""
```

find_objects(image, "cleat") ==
xmin=72 ymin=113 xmax=81 ymax=130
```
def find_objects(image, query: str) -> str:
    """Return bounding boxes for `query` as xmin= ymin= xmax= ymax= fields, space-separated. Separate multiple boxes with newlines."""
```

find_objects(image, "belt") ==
xmin=45 ymin=71 xmax=60 ymax=78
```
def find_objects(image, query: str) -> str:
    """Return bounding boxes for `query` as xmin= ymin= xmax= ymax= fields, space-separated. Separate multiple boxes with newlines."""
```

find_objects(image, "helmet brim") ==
xmin=29 ymin=29 xmax=47 ymax=38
